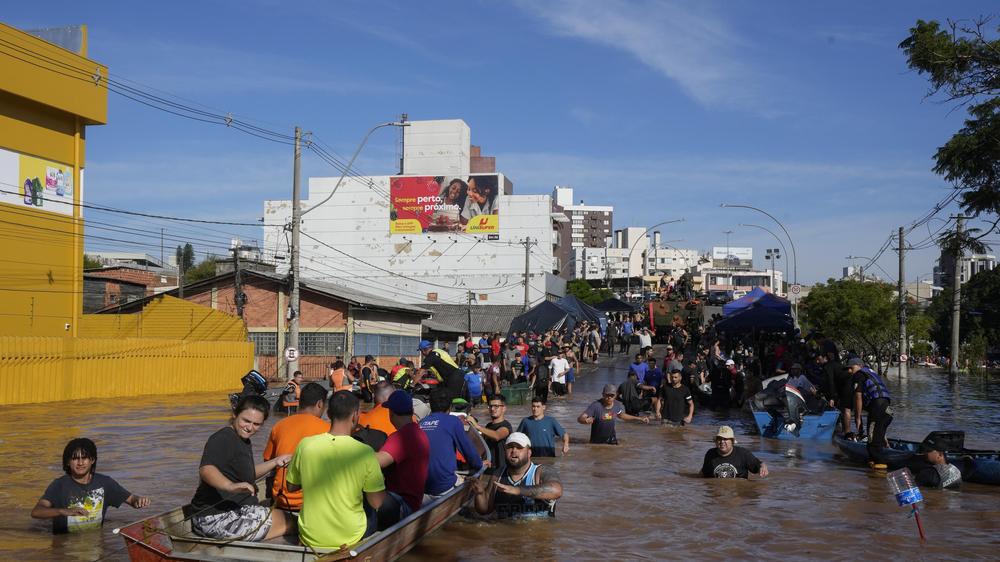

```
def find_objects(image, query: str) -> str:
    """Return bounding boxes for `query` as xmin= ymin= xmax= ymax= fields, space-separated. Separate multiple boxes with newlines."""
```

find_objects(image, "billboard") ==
xmin=712 ymin=246 xmax=753 ymax=269
xmin=0 ymin=147 xmax=75 ymax=216
xmin=389 ymin=174 xmax=499 ymax=235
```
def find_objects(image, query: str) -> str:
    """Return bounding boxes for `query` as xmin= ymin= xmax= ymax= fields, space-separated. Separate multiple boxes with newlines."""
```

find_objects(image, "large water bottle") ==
xmin=886 ymin=467 xmax=923 ymax=506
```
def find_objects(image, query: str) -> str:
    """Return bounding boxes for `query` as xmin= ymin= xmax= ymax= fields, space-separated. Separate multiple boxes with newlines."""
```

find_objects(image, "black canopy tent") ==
xmin=593 ymin=297 xmax=637 ymax=313
xmin=507 ymin=301 xmax=572 ymax=334
xmin=715 ymin=303 xmax=794 ymax=334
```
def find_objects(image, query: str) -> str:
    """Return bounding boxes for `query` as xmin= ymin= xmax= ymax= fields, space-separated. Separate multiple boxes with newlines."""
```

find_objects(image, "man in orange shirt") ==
xmin=263 ymin=382 xmax=329 ymax=511
xmin=358 ymin=381 xmax=397 ymax=437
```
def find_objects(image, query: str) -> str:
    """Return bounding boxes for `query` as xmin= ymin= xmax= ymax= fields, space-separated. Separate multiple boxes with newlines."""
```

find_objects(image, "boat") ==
xmin=751 ymin=404 xmax=840 ymax=440
xmin=118 ymin=430 xmax=489 ymax=561
xmin=833 ymin=431 xmax=1000 ymax=486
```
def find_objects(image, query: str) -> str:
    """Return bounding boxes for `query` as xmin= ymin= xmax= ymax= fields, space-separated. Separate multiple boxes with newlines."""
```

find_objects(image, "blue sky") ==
xmin=7 ymin=1 xmax=999 ymax=284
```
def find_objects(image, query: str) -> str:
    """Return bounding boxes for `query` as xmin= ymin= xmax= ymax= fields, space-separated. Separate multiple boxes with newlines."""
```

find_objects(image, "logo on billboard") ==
xmin=389 ymin=174 xmax=499 ymax=235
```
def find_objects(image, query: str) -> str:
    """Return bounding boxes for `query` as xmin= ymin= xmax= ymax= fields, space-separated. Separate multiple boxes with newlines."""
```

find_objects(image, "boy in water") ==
xmin=31 ymin=438 xmax=151 ymax=534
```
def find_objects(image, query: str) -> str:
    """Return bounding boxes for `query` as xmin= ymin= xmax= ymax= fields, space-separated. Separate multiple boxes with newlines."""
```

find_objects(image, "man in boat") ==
xmin=472 ymin=432 xmax=562 ymax=519
xmin=659 ymin=368 xmax=694 ymax=426
xmin=31 ymin=438 xmax=151 ymax=534
xmin=848 ymin=357 xmax=893 ymax=462
xmin=783 ymin=363 xmax=819 ymax=436
xmin=263 ymin=382 xmax=330 ymax=511
xmin=701 ymin=426 xmax=769 ymax=479
xmin=358 ymin=381 xmax=399 ymax=438
xmin=516 ymin=397 xmax=570 ymax=458
xmin=286 ymin=390 xmax=386 ymax=548
xmin=906 ymin=439 xmax=962 ymax=489
xmin=578 ymin=383 xmax=650 ymax=445
xmin=419 ymin=388 xmax=483 ymax=499
xmin=419 ymin=340 xmax=464 ymax=399
xmin=375 ymin=390 xmax=430 ymax=526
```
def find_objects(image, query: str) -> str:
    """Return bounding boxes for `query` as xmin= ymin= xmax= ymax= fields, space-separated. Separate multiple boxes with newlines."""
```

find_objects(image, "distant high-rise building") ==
xmin=552 ymin=186 xmax=613 ymax=279
xmin=933 ymin=250 xmax=996 ymax=288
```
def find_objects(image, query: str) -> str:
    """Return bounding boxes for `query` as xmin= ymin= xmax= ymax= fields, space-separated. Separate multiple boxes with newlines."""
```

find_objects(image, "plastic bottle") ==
xmin=886 ymin=467 xmax=923 ymax=506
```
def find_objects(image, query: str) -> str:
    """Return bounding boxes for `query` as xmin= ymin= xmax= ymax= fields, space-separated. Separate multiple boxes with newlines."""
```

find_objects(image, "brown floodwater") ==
xmin=3 ymin=349 xmax=1000 ymax=561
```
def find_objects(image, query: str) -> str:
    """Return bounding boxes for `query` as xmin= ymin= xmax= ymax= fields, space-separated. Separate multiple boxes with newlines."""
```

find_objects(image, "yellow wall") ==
xmin=0 ymin=22 xmax=107 ymax=338
xmin=81 ymin=296 xmax=250 ymax=341
xmin=0 ymin=336 xmax=253 ymax=405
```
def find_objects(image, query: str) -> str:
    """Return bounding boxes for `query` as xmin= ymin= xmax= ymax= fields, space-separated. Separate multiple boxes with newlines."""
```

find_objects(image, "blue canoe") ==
xmin=751 ymin=406 xmax=840 ymax=440
xmin=833 ymin=434 xmax=1000 ymax=486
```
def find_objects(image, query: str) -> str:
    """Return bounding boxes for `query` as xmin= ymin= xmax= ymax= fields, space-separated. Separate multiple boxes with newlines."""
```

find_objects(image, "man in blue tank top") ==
xmin=472 ymin=432 xmax=562 ymax=519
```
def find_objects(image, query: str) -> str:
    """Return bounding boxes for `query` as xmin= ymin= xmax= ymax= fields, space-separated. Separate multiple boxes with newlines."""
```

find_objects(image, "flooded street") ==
xmin=3 ymin=350 xmax=1000 ymax=561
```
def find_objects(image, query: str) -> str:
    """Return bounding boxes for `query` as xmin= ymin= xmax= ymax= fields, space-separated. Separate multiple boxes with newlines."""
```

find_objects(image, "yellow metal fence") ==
xmin=0 ymin=336 xmax=253 ymax=405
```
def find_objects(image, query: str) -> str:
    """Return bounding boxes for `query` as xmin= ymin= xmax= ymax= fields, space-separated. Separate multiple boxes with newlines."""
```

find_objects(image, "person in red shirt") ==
xmin=263 ymin=383 xmax=329 ymax=510
xmin=376 ymin=391 xmax=430 ymax=526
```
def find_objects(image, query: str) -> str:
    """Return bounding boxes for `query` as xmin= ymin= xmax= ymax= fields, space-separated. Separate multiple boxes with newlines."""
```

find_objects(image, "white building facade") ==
xmin=263 ymin=120 xmax=564 ymax=307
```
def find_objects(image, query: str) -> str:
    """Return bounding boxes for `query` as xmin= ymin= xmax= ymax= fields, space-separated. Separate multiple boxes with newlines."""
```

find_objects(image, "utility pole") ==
xmin=898 ymin=226 xmax=907 ymax=379
xmin=233 ymin=243 xmax=246 ymax=319
xmin=522 ymin=237 xmax=536 ymax=311
xmin=177 ymin=259 xmax=184 ymax=299
xmin=949 ymin=216 xmax=964 ymax=382
xmin=287 ymin=126 xmax=302 ymax=380
xmin=160 ymin=228 xmax=164 ymax=268
xmin=467 ymin=290 xmax=473 ymax=333
xmin=398 ymin=113 xmax=408 ymax=174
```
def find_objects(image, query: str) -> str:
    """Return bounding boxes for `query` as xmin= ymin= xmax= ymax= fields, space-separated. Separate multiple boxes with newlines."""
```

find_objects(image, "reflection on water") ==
xmin=2 ymin=359 xmax=999 ymax=561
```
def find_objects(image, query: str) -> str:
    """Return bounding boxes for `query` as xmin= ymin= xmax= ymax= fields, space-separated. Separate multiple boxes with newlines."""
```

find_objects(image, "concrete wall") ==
xmin=402 ymin=120 xmax=470 ymax=177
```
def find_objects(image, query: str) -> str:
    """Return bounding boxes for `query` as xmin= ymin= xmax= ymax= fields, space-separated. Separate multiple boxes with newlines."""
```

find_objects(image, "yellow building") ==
xmin=0 ymin=23 xmax=105 ymax=336
xmin=0 ymin=23 xmax=253 ymax=404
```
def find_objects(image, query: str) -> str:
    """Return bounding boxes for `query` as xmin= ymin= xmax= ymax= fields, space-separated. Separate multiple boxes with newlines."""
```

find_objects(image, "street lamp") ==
xmin=740 ymin=223 xmax=787 ymax=293
xmin=765 ymin=248 xmax=781 ymax=293
xmin=625 ymin=218 xmax=685 ymax=298
xmin=720 ymin=204 xmax=797 ymax=286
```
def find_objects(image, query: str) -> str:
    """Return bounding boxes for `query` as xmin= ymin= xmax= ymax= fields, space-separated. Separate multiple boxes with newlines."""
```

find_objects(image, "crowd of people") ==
xmin=32 ymin=309 xmax=964 ymax=547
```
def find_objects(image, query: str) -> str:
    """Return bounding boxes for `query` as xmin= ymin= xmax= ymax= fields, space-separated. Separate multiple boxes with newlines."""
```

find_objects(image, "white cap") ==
xmin=725 ymin=359 xmax=735 ymax=366
xmin=505 ymin=432 xmax=532 ymax=448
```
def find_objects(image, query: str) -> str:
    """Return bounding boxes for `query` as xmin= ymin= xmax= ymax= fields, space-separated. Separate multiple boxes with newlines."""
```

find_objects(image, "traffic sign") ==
xmin=284 ymin=347 xmax=299 ymax=362
xmin=790 ymin=284 xmax=801 ymax=295
xmin=900 ymin=354 xmax=908 ymax=362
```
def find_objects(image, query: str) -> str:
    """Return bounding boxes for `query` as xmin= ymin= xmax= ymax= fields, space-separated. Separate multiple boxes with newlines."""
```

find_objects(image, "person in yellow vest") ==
xmin=329 ymin=360 xmax=354 ymax=393
xmin=419 ymin=340 xmax=462 ymax=398
xmin=281 ymin=371 xmax=304 ymax=410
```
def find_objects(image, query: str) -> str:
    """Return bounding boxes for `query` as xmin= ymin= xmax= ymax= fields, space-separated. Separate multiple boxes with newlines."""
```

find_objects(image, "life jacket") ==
xmin=495 ymin=462 xmax=556 ymax=519
xmin=330 ymin=368 xmax=352 ymax=392
xmin=392 ymin=366 xmax=410 ymax=384
xmin=426 ymin=349 xmax=459 ymax=381
xmin=859 ymin=367 xmax=891 ymax=404
xmin=281 ymin=380 xmax=301 ymax=407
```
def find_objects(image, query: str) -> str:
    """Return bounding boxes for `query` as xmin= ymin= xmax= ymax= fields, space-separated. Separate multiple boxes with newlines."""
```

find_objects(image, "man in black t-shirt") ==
xmin=701 ymin=426 xmax=768 ymax=479
xmin=469 ymin=394 xmax=513 ymax=475
xmin=659 ymin=369 xmax=694 ymax=425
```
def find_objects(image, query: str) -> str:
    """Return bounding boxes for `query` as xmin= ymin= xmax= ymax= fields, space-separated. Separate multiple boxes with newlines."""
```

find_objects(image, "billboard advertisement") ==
xmin=389 ymin=174 xmax=499 ymax=235
xmin=0 ymin=147 xmax=75 ymax=216
xmin=712 ymin=246 xmax=753 ymax=268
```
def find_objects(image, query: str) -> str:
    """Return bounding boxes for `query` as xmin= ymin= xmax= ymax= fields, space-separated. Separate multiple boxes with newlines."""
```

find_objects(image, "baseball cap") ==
xmin=847 ymin=357 xmax=864 ymax=368
xmin=418 ymin=340 xmax=433 ymax=351
xmin=602 ymin=383 xmax=617 ymax=396
xmin=716 ymin=425 xmax=737 ymax=442
xmin=919 ymin=438 xmax=947 ymax=454
xmin=506 ymin=432 xmax=532 ymax=448
xmin=725 ymin=359 xmax=735 ymax=367
xmin=384 ymin=390 xmax=414 ymax=415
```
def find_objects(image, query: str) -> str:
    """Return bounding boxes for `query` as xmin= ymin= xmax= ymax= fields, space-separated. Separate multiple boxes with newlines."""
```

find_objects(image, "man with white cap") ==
xmin=578 ymin=383 xmax=650 ymax=445
xmin=472 ymin=432 xmax=562 ymax=518
xmin=710 ymin=359 xmax=737 ymax=410
xmin=701 ymin=425 xmax=768 ymax=479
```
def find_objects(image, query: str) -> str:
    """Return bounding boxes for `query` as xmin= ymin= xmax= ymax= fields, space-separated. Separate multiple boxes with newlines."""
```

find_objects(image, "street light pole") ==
xmin=740 ymin=223 xmax=787 ymax=294
xmin=721 ymin=203 xmax=798 ymax=315
xmin=286 ymin=120 xmax=408 ymax=380
xmin=625 ymin=218 xmax=685 ymax=298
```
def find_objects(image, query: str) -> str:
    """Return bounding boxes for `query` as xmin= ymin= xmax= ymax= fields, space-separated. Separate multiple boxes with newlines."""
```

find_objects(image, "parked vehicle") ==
xmin=706 ymin=290 xmax=733 ymax=306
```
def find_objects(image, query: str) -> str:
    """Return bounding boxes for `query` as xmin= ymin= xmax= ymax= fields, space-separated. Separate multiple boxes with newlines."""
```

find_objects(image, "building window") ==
xmin=299 ymin=332 xmax=346 ymax=356
xmin=354 ymin=333 xmax=420 ymax=358
xmin=249 ymin=332 xmax=277 ymax=356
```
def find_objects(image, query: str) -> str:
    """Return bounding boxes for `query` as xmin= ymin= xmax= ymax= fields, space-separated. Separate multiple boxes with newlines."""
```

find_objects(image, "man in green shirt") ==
xmin=287 ymin=390 xmax=385 ymax=549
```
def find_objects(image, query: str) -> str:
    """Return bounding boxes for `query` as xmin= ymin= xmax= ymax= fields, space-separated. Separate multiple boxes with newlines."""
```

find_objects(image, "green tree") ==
xmin=801 ymin=279 xmax=897 ymax=375
xmin=901 ymin=18 xmax=1000 ymax=227
xmin=923 ymin=267 xmax=1000 ymax=355
xmin=566 ymin=279 xmax=614 ymax=306
xmin=185 ymin=258 xmax=217 ymax=283
xmin=83 ymin=254 xmax=102 ymax=270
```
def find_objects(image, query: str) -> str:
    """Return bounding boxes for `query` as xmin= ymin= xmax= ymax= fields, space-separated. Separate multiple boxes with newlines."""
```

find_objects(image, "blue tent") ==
xmin=715 ymin=303 xmax=795 ymax=334
xmin=722 ymin=287 xmax=791 ymax=316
